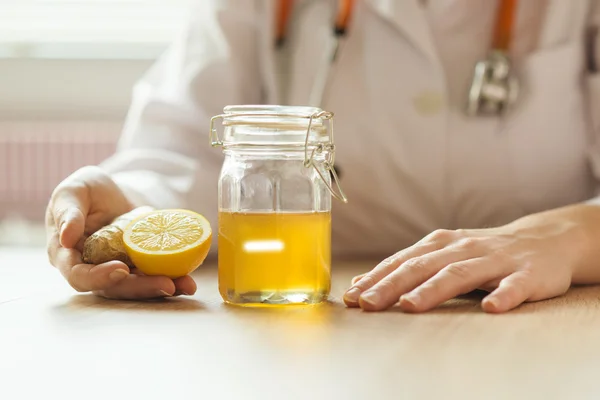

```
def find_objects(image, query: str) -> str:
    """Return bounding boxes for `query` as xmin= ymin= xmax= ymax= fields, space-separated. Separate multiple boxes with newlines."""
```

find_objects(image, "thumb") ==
xmin=52 ymin=186 xmax=90 ymax=249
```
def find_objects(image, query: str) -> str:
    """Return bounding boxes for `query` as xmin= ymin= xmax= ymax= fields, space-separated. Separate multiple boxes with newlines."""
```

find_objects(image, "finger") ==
xmin=173 ymin=276 xmax=197 ymax=296
xmin=68 ymin=261 xmax=131 ymax=292
xmin=481 ymin=272 xmax=532 ymax=313
xmin=359 ymin=244 xmax=481 ymax=311
xmin=95 ymin=275 xmax=177 ymax=300
xmin=56 ymin=246 xmax=130 ymax=292
xmin=351 ymin=273 xmax=366 ymax=286
xmin=343 ymin=242 xmax=442 ymax=307
xmin=50 ymin=232 xmax=130 ymax=292
xmin=130 ymin=269 xmax=195 ymax=296
xmin=398 ymin=257 xmax=506 ymax=313
xmin=74 ymin=234 xmax=89 ymax=253
xmin=478 ymin=277 xmax=503 ymax=293
xmin=343 ymin=230 xmax=459 ymax=307
xmin=51 ymin=183 xmax=90 ymax=249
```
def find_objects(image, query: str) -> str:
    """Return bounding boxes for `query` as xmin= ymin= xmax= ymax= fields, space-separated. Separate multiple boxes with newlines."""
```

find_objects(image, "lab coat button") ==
xmin=412 ymin=91 xmax=444 ymax=116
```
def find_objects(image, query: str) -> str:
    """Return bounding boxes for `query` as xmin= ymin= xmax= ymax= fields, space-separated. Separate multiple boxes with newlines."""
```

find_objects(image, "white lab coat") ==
xmin=101 ymin=0 xmax=600 ymax=258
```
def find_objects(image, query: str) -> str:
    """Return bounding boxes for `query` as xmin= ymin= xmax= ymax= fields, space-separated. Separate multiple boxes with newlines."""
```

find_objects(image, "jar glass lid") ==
xmin=213 ymin=104 xmax=331 ymax=146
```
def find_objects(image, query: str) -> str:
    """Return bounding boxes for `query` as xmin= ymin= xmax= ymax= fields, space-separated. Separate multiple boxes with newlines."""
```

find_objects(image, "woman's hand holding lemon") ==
xmin=45 ymin=166 xmax=207 ymax=299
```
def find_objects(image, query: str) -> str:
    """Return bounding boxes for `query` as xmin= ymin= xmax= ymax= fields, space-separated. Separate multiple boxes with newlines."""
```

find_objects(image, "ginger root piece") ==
xmin=82 ymin=206 xmax=154 ymax=267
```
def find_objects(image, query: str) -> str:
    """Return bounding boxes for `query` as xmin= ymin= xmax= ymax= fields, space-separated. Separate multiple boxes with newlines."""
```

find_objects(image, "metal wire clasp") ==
xmin=303 ymin=111 xmax=348 ymax=203
xmin=210 ymin=115 xmax=224 ymax=147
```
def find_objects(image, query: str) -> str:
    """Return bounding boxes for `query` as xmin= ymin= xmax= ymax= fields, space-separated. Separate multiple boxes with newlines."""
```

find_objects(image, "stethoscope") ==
xmin=275 ymin=0 xmax=520 ymax=117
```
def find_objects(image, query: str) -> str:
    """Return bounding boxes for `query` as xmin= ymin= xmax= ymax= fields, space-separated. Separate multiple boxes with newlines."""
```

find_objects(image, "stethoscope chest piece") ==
xmin=466 ymin=50 xmax=519 ymax=117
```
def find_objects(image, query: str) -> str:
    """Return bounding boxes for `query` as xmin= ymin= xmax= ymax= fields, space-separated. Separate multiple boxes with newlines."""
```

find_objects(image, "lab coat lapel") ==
xmin=364 ymin=0 xmax=439 ymax=64
xmin=537 ymin=0 xmax=576 ymax=48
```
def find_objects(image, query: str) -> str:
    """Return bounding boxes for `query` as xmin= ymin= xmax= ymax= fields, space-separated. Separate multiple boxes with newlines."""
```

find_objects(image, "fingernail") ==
xmin=109 ymin=269 xmax=128 ymax=282
xmin=401 ymin=292 xmax=420 ymax=307
xmin=360 ymin=291 xmax=381 ymax=306
xmin=344 ymin=287 xmax=361 ymax=303
xmin=158 ymin=290 xmax=172 ymax=297
xmin=485 ymin=298 xmax=500 ymax=310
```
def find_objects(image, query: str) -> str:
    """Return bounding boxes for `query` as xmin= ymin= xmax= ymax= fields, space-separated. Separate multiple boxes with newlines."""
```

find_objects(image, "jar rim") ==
xmin=217 ymin=104 xmax=332 ymax=147
xmin=221 ymin=105 xmax=327 ymax=129
xmin=223 ymin=104 xmax=322 ymax=117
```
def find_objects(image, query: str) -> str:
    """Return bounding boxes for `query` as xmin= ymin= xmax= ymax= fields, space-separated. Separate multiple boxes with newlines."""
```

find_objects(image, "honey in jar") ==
xmin=218 ymin=211 xmax=331 ymax=305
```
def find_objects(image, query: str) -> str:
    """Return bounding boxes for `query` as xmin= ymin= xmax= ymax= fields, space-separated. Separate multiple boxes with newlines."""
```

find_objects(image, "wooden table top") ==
xmin=2 ymin=246 xmax=600 ymax=400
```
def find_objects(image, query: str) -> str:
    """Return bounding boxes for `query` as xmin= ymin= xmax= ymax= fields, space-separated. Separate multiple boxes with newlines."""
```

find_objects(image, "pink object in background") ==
xmin=0 ymin=121 xmax=121 ymax=222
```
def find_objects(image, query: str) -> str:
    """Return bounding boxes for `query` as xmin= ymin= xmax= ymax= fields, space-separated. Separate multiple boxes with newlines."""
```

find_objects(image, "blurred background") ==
xmin=0 ymin=0 xmax=191 ymax=246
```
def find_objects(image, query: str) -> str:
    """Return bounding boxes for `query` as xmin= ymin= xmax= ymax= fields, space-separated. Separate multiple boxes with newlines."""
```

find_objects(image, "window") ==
xmin=0 ymin=0 xmax=192 ymax=59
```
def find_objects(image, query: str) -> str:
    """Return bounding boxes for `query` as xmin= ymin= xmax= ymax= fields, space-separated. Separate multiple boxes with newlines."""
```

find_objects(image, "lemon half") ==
xmin=123 ymin=209 xmax=212 ymax=278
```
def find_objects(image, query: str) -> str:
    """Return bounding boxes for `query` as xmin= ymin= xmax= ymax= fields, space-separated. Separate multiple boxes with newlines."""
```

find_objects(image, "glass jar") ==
xmin=210 ymin=105 xmax=347 ymax=306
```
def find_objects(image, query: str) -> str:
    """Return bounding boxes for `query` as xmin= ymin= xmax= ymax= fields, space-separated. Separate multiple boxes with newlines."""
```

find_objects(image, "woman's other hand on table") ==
xmin=344 ymin=205 xmax=600 ymax=313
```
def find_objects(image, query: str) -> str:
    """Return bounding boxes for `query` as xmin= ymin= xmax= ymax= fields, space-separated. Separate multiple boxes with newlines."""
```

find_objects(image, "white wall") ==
xmin=0 ymin=58 xmax=155 ymax=120
xmin=0 ymin=0 xmax=189 ymax=120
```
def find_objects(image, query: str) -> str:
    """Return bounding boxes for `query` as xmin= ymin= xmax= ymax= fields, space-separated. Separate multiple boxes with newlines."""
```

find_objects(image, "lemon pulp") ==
xmin=128 ymin=212 xmax=205 ymax=252
xmin=123 ymin=209 xmax=212 ymax=278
